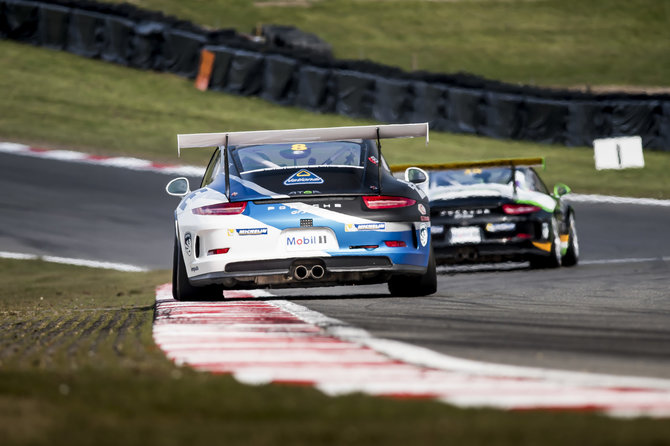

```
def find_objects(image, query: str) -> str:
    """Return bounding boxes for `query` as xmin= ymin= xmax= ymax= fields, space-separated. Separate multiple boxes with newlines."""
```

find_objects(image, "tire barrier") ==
xmin=2 ymin=0 xmax=670 ymax=151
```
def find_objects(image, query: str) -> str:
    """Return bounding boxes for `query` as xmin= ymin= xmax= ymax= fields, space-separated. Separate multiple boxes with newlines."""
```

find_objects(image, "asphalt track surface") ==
xmin=2 ymin=151 xmax=670 ymax=379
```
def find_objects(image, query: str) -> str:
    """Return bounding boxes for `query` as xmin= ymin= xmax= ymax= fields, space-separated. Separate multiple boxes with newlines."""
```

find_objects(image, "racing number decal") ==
xmin=291 ymin=143 xmax=308 ymax=152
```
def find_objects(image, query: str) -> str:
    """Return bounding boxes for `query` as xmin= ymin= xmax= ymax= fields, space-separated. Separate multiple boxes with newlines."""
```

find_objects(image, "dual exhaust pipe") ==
xmin=293 ymin=264 xmax=325 ymax=281
xmin=457 ymin=249 xmax=478 ymax=261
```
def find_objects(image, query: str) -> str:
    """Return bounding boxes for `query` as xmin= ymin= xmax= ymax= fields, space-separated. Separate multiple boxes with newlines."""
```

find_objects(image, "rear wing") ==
xmin=178 ymin=123 xmax=429 ymax=200
xmin=390 ymin=157 xmax=545 ymax=173
xmin=177 ymin=123 xmax=429 ymax=155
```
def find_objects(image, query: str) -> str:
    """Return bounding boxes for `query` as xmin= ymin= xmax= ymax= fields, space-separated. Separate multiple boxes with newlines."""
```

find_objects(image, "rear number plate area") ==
xmin=449 ymin=226 xmax=482 ymax=244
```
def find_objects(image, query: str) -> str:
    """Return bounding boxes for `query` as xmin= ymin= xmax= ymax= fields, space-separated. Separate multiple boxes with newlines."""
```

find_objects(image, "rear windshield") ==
xmin=232 ymin=141 xmax=367 ymax=173
xmin=430 ymin=167 xmax=514 ymax=188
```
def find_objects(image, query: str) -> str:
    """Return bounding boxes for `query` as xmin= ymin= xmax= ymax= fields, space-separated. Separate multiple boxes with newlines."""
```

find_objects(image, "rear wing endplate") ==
xmin=177 ymin=123 xmax=429 ymax=155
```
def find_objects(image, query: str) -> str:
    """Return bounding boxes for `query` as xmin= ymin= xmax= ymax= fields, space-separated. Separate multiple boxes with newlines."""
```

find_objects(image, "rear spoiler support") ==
xmin=376 ymin=127 xmax=383 ymax=195
xmin=224 ymin=134 xmax=230 ymax=200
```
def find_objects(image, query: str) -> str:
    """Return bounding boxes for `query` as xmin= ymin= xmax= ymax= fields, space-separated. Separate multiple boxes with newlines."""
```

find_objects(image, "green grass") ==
xmin=110 ymin=0 xmax=670 ymax=89
xmin=2 ymin=258 xmax=670 ymax=446
xmin=1 ymin=40 xmax=669 ymax=198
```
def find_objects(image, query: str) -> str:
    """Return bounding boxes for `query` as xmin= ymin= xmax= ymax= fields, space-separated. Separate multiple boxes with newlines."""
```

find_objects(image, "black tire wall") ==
xmin=3 ymin=0 xmax=670 ymax=151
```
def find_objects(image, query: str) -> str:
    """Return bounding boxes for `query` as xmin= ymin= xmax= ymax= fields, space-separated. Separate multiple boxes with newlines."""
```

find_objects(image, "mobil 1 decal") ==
xmin=283 ymin=169 xmax=324 ymax=186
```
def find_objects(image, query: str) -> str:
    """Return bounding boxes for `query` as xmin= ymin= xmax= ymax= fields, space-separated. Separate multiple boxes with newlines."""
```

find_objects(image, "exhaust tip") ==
xmin=294 ymin=265 xmax=309 ymax=280
xmin=310 ymin=265 xmax=325 ymax=279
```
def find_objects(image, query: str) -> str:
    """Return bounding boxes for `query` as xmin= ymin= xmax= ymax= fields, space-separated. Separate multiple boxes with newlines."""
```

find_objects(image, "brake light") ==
xmin=193 ymin=202 xmax=247 ymax=215
xmin=384 ymin=240 xmax=407 ymax=248
xmin=363 ymin=196 xmax=416 ymax=209
xmin=208 ymin=248 xmax=230 ymax=255
xmin=502 ymin=204 xmax=541 ymax=215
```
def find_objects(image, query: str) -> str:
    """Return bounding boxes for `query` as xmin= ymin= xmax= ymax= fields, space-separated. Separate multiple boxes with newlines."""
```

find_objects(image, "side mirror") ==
xmin=404 ymin=167 xmax=428 ymax=185
xmin=166 ymin=177 xmax=190 ymax=197
xmin=553 ymin=183 xmax=571 ymax=198
xmin=404 ymin=167 xmax=429 ymax=196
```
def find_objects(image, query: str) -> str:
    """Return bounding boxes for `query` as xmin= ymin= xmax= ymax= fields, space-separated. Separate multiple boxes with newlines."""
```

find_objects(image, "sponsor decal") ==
xmin=368 ymin=156 xmax=379 ymax=165
xmin=418 ymin=203 xmax=426 ymax=215
xmin=288 ymin=190 xmax=320 ymax=195
xmin=191 ymin=266 xmax=199 ymax=272
xmin=228 ymin=228 xmax=268 ymax=236
xmin=291 ymin=143 xmax=308 ymax=152
xmin=486 ymin=222 xmax=516 ymax=232
xmin=421 ymin=215 xmax=430 ymax=222
xmin=184 ymin=232 xmax=192 ymax=256
xmin=284 ymin=169 xmax=324 ymax=186
xmin=419 ymin=223 xmax=428 ymax=247
xmin=345 ymin=223 xmax=386 ymax=232
xmin=286 ymin=235 xmax=328 ymax=246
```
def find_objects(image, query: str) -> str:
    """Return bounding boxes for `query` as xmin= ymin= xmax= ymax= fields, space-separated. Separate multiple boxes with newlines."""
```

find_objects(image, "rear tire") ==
xmin=172 ymin=237 xmax=223 ymax=301
xmin=529 ymin=216 xmax=561 ymax=269
xmin=561 ymin=212 xmax=579 ymax=267
xmin=388 ymin=248 xmax=437 ymax=297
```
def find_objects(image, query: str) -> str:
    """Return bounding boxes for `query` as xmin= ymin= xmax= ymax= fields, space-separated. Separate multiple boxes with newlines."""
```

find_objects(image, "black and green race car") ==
xmin=393 ymin=158 xmax=579 ymax=268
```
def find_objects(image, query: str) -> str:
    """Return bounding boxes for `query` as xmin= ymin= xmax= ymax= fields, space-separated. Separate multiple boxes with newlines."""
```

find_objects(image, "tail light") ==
xmin=384 ymin=240 xmax=407 ymax=248
xmin=363 ymin=196 xmax=416 ymax=209
xmin=208 ymin=248 xmax=230 ymax=255
xmin=502 ymin=204 xmax=541 ymax=215
xmin=193 ymin=201 xmax=247 ymax=215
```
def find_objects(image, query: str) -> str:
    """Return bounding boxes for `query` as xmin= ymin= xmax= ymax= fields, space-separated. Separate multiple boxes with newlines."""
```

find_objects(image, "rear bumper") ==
xmin=433 ymin=240 xmax=549 ymax=264
xmin=189 ymin=255 xmax=426 ymax=288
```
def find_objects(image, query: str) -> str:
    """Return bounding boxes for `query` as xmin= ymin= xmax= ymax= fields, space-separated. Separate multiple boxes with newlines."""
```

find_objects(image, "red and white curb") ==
xmin=3 ymin=141 xmax=670 ymax=206
xmin=0 ymin=142 xmax=205 ymax=177
xmin=154 ymin=284 xmax=670 ymax=418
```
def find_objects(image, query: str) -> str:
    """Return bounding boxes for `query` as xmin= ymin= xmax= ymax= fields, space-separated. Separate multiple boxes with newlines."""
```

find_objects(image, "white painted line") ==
xmin=580 ymin=257 xmax=670 ymax=265
xmin=153 ymin=285 xmax=670 ymax=418
xmin=275 ymin=299 xmax=670 ymax=391
xmin=564 ymin=193 xmax=670 ymax=207
xmin=0 ymin=251 xmax=149 ymax=272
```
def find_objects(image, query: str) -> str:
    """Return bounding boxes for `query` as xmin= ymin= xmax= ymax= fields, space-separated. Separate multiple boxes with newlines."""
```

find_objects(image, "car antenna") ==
xmin=376 ymin=127 xmax=383 ymax=195
xmin=224 ymin=134 xmax=231 ymax=201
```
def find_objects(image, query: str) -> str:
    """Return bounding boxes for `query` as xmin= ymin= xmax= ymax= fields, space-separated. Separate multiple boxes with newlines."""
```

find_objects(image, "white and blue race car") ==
xmin=166 ymin=124 xmax=436 ymax=300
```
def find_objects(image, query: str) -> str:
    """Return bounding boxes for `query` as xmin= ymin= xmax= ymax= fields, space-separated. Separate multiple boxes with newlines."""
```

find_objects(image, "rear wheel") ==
xmin=561 ymin=212 xmax=579 ymax=267
xmin=529 ymin=216 xmax=561 ymax=269
xmin=388 ymin=248 xmax=437 ymax=297
xmin=172 ymin=237 xmax=223 ymax=301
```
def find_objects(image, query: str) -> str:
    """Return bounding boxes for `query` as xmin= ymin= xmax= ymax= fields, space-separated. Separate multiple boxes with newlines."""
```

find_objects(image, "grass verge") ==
xmin=2 ymin=258 xmax=670 ymax=445
xmin=1 ymin=40 xmax=669 ymax=199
